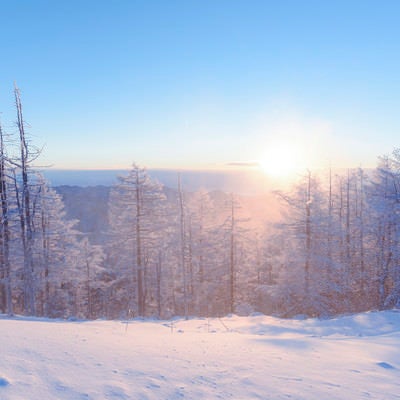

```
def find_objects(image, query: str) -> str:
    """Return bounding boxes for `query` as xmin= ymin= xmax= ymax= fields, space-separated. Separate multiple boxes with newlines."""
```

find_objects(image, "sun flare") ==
xmin=259 ymin=142 xmax=302 ymax=178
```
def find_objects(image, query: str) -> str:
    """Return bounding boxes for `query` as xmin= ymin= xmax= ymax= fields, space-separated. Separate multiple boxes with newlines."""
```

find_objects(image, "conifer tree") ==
xmin=108 ymin=163 xmax=166 ymax=317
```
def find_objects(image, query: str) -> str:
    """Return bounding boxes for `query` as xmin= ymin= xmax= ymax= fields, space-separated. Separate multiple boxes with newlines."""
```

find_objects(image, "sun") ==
xmin=259 ymin=142 xmax=302 ymax=178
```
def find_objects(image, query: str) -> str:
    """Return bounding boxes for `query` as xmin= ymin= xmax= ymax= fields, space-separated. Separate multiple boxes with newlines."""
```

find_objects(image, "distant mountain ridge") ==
xmin=54 ymin=185 xmax=110 ymax=245
xmin=54 ymin=183 xmax=278 ymax=246
xmin=44 ymin=168 xmax=273 ymax=194
xmin=44 ymin=167 xmax=373 ymax=194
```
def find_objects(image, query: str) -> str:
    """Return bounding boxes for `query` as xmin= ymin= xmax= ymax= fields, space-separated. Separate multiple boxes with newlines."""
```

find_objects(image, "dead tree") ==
xmin=0 ymin=120 xmax=13 ymax=315
xmin=14 ymin=84 xmax=39 ymax=315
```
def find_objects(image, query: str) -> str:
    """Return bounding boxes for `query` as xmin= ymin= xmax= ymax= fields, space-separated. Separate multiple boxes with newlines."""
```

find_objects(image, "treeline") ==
xmin=1 ymin=88 xmax=400 ymax=319
xmin=270 ymin=159 xmax=400 ymax=317
xmin=0 ymin=87 xmax=105 ymax=318
xmin=100 ymin=156 xmax=400 ymax=319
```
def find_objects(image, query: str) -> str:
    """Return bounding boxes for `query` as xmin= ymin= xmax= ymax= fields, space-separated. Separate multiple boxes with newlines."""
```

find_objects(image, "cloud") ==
xmin=226 ymin=161 xmax=259 ymax=167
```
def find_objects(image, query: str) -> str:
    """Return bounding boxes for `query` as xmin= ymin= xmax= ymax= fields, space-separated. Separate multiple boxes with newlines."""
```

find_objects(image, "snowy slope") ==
xmin=1 ymin=311 xmax=400 ymax=399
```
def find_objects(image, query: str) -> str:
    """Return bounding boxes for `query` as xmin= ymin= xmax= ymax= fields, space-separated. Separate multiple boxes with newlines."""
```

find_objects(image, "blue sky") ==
xmin=0 ymin=0 xmax=399 ymax=170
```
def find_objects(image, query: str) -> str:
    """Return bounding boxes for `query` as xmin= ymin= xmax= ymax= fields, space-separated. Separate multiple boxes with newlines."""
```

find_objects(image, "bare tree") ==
xmin=177 ymin=174 xmax=189 ymax=319
xmin=0 ymin=119 xmax=13 ymax=315
xmin=14 ymin=84 xmax=40 ymax=315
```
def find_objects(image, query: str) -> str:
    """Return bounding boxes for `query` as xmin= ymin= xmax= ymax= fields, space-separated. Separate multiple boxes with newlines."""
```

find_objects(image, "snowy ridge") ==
xmin=231 ymin=311 xmax=400 ymax=338
xmin=1 ymin=311 xmax=400 ymax=399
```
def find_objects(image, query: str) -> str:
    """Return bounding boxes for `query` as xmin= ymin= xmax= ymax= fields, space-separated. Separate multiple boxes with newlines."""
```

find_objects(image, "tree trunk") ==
xmin=0 ymin=122 xmax=13 ymax=315
xmin=178 ymin=174 xmax=188 ymax=319
xmin=15 ymin=85 xmax=36 ymax=315
xmin=229 ymin=193 xmax=236 ymax=314
xmin=135 ymin=168 xmax=144 ymax=316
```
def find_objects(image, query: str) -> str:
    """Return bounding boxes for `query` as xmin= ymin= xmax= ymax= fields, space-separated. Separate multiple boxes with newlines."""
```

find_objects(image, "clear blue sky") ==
xmin=0 ymin=0 xmax=399 ymax=170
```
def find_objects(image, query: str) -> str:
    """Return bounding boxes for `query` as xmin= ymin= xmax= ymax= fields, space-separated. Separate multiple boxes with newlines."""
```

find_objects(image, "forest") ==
xmin=1 ymin=88 xmax=400 ymax=320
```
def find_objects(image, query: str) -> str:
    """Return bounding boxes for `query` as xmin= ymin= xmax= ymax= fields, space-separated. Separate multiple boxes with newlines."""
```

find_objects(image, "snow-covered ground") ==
xmin=1 ymin=311 xmax=400 ymax=399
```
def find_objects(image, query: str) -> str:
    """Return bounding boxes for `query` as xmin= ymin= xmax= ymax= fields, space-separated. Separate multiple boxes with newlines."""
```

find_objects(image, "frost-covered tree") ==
xmin=14 ymin=85 xmax=41 ymax=315
xmin=80 ymin=237 xmax=105 ymax=318
xmin=177 ymin=174 xmax=189 ymax=318
xmin=368 ymin=151 xmax=400 ymax=309
xmin=272 ymin=171 xmax=336 ymax=316
xmin=185 ymin=189 xmax=219 ymax=316
xmin=31 ymin=176 xmax=89 ymax=317
xmin=108 ymin=163 xmax=166 ymax=317
xmin=0 ymin=120 xmax=13 ymax=315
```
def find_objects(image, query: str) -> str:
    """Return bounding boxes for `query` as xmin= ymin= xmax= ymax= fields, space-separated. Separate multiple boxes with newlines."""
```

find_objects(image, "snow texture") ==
xmin=1 ymin=311 xmax=400 ymax=399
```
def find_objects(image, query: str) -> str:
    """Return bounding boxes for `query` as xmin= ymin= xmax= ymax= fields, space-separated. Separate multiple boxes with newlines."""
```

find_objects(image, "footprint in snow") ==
xmin=377 ymin=362 xmax=396 ymax=370
xmin=0 ymin=377 xmax=9 ymax=387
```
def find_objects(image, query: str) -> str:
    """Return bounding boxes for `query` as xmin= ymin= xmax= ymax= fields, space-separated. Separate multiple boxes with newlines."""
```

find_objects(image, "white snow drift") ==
xmin=1 ymin=311 xmax=400 ymax=399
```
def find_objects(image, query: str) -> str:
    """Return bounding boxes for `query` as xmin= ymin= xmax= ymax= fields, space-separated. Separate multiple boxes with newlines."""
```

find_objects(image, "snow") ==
xmin=1 ymin=311 xmax=400 ymax=399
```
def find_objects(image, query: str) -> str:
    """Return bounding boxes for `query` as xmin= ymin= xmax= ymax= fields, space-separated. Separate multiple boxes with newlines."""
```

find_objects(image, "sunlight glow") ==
xmin=258 ymin=141 xmax=303 ymax=178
